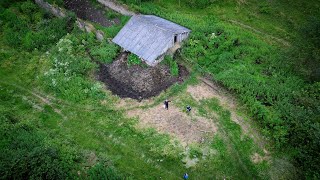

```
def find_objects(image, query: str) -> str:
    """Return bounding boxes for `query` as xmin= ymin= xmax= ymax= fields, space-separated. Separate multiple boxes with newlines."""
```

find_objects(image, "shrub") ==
xmin=42 ymin=35 xmax=105 ymax=102
xmin=127 ymin=53 xmax=142 ymax=67
xmin=19 ymin=1 xmax=37 ymax=14
xmin=0 ymin=113 xmax=79 ymax=179
xmin=88 ymin=163 xmax=125 ymax=179
xmin=186 ymin=0 xmax=215 ymax=9
xmin=163 ymin=56 xmax=179 ymax=76
xmin=1 ymin=2 xmax=68 ymax=51
xmin=90 ymin=43 xmax=119 ymax=64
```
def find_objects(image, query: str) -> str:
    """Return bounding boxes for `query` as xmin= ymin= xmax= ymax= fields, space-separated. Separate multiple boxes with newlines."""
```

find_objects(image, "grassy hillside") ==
xmin=121 ymin=0 xmax=320 ymax=178
xmin=0 ymin=0 xmax=319 ymax=179
xmin=0 ymin=1 xmax=268 ymax=179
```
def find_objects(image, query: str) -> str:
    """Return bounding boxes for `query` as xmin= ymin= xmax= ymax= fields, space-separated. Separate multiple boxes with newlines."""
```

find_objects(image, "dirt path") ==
xmin=0 ymin=81 xmax=67 ymax=119
xmin=97 ymin=0 xmax=136 ymax=16
xmin=0 ymin=81 xmax=118 ymax=116
xmin=228 ymin=19 xmax=290 ymax=46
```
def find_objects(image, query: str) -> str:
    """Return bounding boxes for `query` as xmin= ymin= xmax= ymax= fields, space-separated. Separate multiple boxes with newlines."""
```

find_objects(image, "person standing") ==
xmin=164 ymin=99 xmax=171 ymax=110
xmin=183 ymin=173 xmax=189 ymax=180
xmin=186 ymin=105 xmax=192 ymax=113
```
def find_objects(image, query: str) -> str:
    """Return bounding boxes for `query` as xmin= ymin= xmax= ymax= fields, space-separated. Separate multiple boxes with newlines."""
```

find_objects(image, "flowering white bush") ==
xmin=42 ymin=35 xmax=105 ymax=102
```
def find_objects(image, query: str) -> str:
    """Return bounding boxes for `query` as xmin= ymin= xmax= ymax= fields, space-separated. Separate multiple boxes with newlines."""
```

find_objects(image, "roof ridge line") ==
xmin=136 ymin=15 xmax=177 ymax=34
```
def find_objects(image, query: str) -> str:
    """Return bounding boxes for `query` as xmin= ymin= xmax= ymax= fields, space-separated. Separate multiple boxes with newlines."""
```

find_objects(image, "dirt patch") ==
xmin=64 ymin=0 xmax=119 ymax=27
xmin=97 ymin=52 xmax=189 ymax=100
xmin=115 ymin=97 xmax=154 ymax=110
xmin=85 ymin=152 xmax=98 ymax=167
xmin=251 ymin=153 xmax=269 ymax=164
xmin=127 ymin=104 xmax=218 ymax=146
xmin=186 ymin=82 xmax=216 ymax=101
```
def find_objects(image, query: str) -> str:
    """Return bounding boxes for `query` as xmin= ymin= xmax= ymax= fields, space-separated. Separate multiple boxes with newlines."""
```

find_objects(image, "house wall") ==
xmin=171 ymin=32 xmax=190 ymax=47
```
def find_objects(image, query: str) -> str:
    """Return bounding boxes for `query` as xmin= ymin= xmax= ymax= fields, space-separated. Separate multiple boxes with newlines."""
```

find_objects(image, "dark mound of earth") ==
xmin=97 ymin=52 xmax=189 ymax=100
xmin=64 ymin=0 xmax=119 ymax=27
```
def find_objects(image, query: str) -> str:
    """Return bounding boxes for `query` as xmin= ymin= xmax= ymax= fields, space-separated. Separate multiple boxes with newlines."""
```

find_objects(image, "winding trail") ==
xmin=0 ymin=81 xmax=116 ymax=114
xmin=228 ymin=19 xmax=290 ymax=46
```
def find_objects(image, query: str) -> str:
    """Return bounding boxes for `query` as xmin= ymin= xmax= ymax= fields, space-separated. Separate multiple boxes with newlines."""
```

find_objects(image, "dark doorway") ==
xmin=174 ymin=35 xmax=178 ymax=43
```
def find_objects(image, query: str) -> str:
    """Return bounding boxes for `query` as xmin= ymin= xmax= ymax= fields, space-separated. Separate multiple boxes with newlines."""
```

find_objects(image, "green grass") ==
xmin=1 ymin=0 xmax=319 ymax=179
xmin=162 ymin=55 xmax=179 ymax=76
xmin=119 ymin=0 xmax=320 ymax=178
xmin=127 ymin=53 xmax=144 ymax=67
xmin=0 ymin=24 xmax=273 ymax=178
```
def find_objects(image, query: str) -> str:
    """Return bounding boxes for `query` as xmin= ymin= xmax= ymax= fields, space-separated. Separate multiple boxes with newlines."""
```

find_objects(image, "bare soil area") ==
xmin=97 ymin=0 xmax=136 ymax=16
xmin=127 ymin=104 xmax=218 ymax=146
xmin=97 ymin=52 xmax=189 ymax=100
xmin=64 ymin=0 xmax=119 ymax=27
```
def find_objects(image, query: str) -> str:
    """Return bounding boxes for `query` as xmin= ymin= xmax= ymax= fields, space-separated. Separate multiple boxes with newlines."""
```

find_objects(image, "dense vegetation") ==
xmin=121 ymin=0 xmax=320 ymax=178
xmin=162 ymin=55 xmax=179 ymax=76
xmin=0 ymin=0 xmax=319 ymax=179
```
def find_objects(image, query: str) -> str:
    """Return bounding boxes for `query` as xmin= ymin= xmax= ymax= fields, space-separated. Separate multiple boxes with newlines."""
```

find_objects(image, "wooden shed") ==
xmin=112 ymin=15 xmax=191 ymax=66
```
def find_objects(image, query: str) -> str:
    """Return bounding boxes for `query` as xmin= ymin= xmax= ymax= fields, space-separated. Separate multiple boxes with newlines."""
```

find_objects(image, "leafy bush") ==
xmin=127 ymin=53 xmax=142 ymax=66
xmin=0 ymin=101 xmax=79 ymax=179
xmin=162 ymin=56 xmax=179 ymax=76
xmin=289 ymin=16 xmax=320 ymax=82
xmin=42 ymin=35 xmax=105 ymax=102
xmin=105 ymin=10 xmax=119 ymax=19
xmin=186 ymin=0 xmax=215 ymax=9
xmin=1 ymin=9 xmax=29 ymax=47
xmin=259 ymin=4 xmax=272 ymax=14
xmin=19 ymin=1 xmax=37 ymax=14
xmin=0 ymin=1 xmax=69 ymax=51
xmin=90 ymin=43 xmax=119 ymax=64
xmin=88 ymin=163 xmax=125 ymax=179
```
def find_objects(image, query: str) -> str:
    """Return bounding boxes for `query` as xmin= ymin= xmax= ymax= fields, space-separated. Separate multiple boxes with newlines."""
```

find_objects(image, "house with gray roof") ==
xmin=112 ymin=15 xmax=191 ymax=66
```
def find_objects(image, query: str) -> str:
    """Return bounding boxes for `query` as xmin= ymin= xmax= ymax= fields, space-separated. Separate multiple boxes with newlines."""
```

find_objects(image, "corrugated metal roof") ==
xmin=112 ymin=15 xmax=190 ymax=65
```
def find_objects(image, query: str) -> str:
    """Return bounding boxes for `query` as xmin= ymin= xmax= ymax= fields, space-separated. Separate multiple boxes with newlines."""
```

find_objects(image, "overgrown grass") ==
xmin=127 ymin=53 xmax=142 ymax=66
xmin=162 ymin=55 xmax=179 ymax=76
xmin=90 ymin=41 xmax=120 ymax=64
xmin=1 ymin=0 xmax=319 ymax=178
xmin=118 ymin=0 xmax=320 ymax=177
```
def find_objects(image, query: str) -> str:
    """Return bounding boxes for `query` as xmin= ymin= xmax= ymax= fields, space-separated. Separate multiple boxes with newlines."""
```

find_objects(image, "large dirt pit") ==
xmin=97 ymin=52 xmax=189 ymax=100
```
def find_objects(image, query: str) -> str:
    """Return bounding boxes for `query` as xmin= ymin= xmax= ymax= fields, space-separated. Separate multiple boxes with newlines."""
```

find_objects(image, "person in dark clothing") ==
xmin=186 ymin=105 xmax=192 ymax=112
xmin=164 ymin=99 xmax=171 ymax=110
